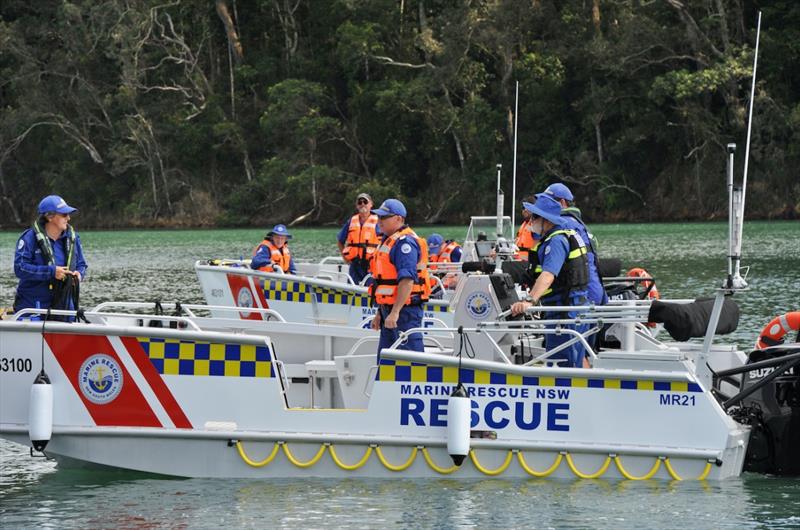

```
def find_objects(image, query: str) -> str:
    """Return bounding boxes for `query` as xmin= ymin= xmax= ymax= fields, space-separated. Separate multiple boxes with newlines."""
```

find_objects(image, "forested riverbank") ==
xmin=1 ymin=1 xmax=799 ymax=229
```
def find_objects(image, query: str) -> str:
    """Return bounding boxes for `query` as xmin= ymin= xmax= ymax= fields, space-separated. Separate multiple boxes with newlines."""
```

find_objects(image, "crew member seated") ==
xmin=427 ymin=233 xmax=462 ymax=293
xmin=427 ymin=233 xmax=462 ymax=266
xmin=251 ymin=224 xmax=296 ymax=274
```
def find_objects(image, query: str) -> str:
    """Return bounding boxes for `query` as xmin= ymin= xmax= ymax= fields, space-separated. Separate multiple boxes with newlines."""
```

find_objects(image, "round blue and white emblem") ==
xmin=236 ymin=286 xmax=254 ymax=308
xmin=17 ymin=239 xmax=24 ymax=250
xmin=401 ymin=243 xmax=412 ymax=254
xmin=465 ymin=292 xmax=492 ymax=320
xmin=79 ymin=354 xmax=123 ymax=404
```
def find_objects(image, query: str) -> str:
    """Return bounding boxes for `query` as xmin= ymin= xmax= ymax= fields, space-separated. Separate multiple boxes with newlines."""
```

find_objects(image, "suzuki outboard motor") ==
xmin=736 ymin=346 xmax=800 ymax=475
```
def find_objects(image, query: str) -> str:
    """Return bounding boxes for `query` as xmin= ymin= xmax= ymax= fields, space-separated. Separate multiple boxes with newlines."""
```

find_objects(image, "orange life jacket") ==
xmin=515 ymin=219 xmax=534 ymax=260
xmin=372 ymin=227 xmax=432 ymax=305
xmin=342 ymin=214 xmax=380 ymax=262
xmin=252 ymin=239 xmax=291 ymax=273
xmin=430 ymin=241 xmax=461 ymax=264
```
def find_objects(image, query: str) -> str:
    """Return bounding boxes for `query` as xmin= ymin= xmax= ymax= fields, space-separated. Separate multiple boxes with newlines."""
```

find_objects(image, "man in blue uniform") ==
xmin=510 ymin=194 xmax=590 ymax=367
xmin=14 ymin=195 xmax=88 ymax=314
xmin=370 ymin=199 xmax=430 ymax=354
xmin=543 ymin=183 xmax=607 ymax=306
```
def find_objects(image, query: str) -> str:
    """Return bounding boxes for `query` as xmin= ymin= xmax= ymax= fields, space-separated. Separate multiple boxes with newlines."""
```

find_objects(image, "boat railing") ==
xmin=9 ymin=307 xmax=205 ymax=331
xmin=90 ymin=301 xmax=288 ymax=322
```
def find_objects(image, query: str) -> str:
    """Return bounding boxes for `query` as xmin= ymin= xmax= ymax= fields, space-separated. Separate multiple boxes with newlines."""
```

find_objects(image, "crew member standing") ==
xmin=542 ymin=183 xmax=607 ymax=306
xmin=337 ymin=193 xmax=380 ymax=284
xmin=251 ymin=224 xmax=296 ymax=274
xmin=514 ymin=195 xmax=536 ymax=260
xmin=510 ymin=194 xmax=590 ymax=367
xmin=14 ymin=195 xmax=88 ymax=314
xmin=370 ymin=199 xmax=431 ymax=354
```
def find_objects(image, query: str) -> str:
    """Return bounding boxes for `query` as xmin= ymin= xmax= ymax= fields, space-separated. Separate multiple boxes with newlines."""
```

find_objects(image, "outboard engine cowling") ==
xmin=738 ymin=346 xmax=800 ymax=476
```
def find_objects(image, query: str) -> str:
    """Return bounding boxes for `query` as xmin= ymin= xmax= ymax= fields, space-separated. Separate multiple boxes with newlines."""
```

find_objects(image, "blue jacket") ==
xmin=561 ymin=214 xmax=606 ymax=305
xmin=14 ymin=226 xmax=88 ymax=312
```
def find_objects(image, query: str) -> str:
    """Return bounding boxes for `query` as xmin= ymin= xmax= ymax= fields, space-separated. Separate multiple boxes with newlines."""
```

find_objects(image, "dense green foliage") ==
xmin=1 ymin=0 xmax=798 ymax=228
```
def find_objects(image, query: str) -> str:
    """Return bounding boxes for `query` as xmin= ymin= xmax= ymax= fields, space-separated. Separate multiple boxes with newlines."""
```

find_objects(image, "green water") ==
xmin=1 ymin=221 xmax=799 ymax=528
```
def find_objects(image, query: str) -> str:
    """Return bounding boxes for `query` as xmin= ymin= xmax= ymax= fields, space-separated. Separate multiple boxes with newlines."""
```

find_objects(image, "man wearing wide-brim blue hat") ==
xmin=251 ymin=223 xmax=296 ymax=274
xmin=543 ymin=182 xmax=607 ymax=307
xmin=511 ymin=194 xmax=590 ymax=368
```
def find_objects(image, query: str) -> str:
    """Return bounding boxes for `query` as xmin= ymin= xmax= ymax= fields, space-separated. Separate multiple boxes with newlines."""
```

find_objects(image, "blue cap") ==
xmin=522 ymin=194 xmax=565 ymax=226
xmin=372 ymin=198 xmax=407 ymax=218
xmin=543 ymin=183 xmax=574 ymax=202
xmin=427 ymin=233 xmax=444 ymax=254
xmin=38 ymin=195 xmax=77 ymax=215
xmin=267 ymin=224 xmax=292 ymax=239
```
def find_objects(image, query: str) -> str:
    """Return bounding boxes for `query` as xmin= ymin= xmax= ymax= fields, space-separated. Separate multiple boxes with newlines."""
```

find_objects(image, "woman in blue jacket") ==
xmin=13 ymin=195 xmax=88 ymax=314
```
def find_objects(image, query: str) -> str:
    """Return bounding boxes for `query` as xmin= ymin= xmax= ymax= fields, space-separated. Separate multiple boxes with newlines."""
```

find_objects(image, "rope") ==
xmin=236 ymin=441 xmax=280 ymax=467
xmin=613 ymin=455 xmax=661 ymax=480
xmin=516 ymin=451 xmax=563 ymax=477
xmin=375 ymin=446 xmax=418 ymax=472
xmin=469 ymin=449 xmax=513 ymax=476
xmin=329 ymin=444 xmax=373 ymax=471
xmin=281 ymin=442 xmax=327 ymax=468
xmin=421 ymin=447 xmax=459 ymax=474
xmin=564 ymin=452 xmax=611 ymax=479
xmin=664 ymin=457 xmax=714 ymax=481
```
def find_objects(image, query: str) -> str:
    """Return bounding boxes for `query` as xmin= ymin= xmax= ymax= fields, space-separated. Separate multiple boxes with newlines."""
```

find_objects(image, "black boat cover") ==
xmin=648 ymin=297 xmax=740 ymax=342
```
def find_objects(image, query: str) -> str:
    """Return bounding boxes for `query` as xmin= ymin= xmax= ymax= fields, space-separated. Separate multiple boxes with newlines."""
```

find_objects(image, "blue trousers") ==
xmin=542 ymin=294 xmax=589 ymax=367
xmin=377 ymin=305 xmax=424 ymax=355
xmin=348 ymin=260 xmax=371 ymax=285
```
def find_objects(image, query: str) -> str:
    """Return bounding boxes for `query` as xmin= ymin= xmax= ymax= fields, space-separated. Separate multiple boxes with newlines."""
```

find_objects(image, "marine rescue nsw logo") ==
xmin=465 ymin=292 xmax=492 ymax=320
xmin=78 ymin=354 xmax=123 ymax=404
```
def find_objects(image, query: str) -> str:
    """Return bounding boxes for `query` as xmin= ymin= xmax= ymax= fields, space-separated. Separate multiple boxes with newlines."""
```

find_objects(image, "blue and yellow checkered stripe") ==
xmin=137 ymin=338 xmax=274 ymax=378
xmin=312 ymin=285 xmax=352 ymax=305
xmin=261 ymin=280 xmax=312 ymax=303
xmin=377 ymin=359 xmax=702 ymax=392
xmin=258 ymin=279 xmax=448 ymax=312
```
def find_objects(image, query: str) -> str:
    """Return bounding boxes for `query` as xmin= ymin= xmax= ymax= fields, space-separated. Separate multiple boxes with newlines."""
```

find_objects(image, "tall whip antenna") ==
xmin=733 ymin=10 xmax=762 ymax=285
xmin=511 ymin=81 xmax=520 ymax=233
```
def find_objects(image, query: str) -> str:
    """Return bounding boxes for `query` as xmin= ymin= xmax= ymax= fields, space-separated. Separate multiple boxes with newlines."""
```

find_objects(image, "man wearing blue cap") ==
xmin=251 ymin=224 xmax=296 ymax=274
xmin=427 ymin=233 xmax=462 ymax=264
xmin=543 ymin=183 xmax=607 ymax=307
xmin=370 ymin=199 xmax=431 ymax=354
xmin=13 ymin=195 xmax=88 ymax=314
xmin=510 ymin=194 xmax=590 ymax=367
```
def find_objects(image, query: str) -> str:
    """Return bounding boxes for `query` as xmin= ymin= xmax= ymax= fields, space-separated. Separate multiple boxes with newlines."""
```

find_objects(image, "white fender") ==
xmin=447 ymin=384 xmax=471 ymax=466
xmin=29 ymin=370 xmax=53 ymax=452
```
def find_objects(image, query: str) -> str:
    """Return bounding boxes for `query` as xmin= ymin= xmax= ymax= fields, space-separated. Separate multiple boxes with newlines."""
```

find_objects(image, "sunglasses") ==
xmin=356 ymin=199 xmax=369 ymax=205
xmin=378 ymin=214 xmax=397 ymax=220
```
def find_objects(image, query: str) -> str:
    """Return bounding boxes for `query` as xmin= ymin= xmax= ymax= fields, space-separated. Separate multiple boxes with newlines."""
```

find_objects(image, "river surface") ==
xmin=1 ymin=221 xmax=798 ymax=528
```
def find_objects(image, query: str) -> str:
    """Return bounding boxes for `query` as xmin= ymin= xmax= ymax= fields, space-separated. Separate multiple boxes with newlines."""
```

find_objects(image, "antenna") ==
xmin=731 ymin=10 xmax=762 ymax=288
xmin=511 ymin=81 xmax=520 ymax=234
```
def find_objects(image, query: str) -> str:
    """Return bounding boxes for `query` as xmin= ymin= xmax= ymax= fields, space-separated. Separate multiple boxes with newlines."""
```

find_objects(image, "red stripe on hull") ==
xmin=120 ymin=336 xmax=193 ymax=429
xmin=47 ymin=333 xmax=162 ymax=427
xmin=226 ymin=272 xmax=267 ymax=319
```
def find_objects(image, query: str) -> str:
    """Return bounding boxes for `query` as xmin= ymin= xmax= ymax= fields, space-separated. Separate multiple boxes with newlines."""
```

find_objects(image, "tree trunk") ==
xmin=215 ymin=0 xmax=244 ymax=63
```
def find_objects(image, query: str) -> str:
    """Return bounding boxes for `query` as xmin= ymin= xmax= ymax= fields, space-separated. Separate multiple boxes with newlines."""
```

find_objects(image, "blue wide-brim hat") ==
xmin=267 ymin=224 xmax=292 ymax=239
xmin=523 ymin=194 xmax=566 ymax=226
xmin=38 ymin=195 xmax=78 ymax=215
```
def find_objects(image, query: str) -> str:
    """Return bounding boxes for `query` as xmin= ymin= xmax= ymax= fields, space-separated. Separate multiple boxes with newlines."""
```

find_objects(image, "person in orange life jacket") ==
xmin=427 ymin=233 xmax=462 ymax=296
xmin=369 ymin=199 xmax=430 ymax=354
xmin=337 ymin=192 xmax=381 ymax=285
xmin=14 ymin=195 xmax=88 ymax=314
xmin=251 ymin=224 xmax=296 ymax=274
xmin=514 ymin=195 xmax=536 ymax=260
xmin=427 ymin=233 xmax=462 ymax=264
xmin=510 ymin=194 xmax=590 ymax=368
xmin=542 ymin=183 xmax=607 ymax=307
